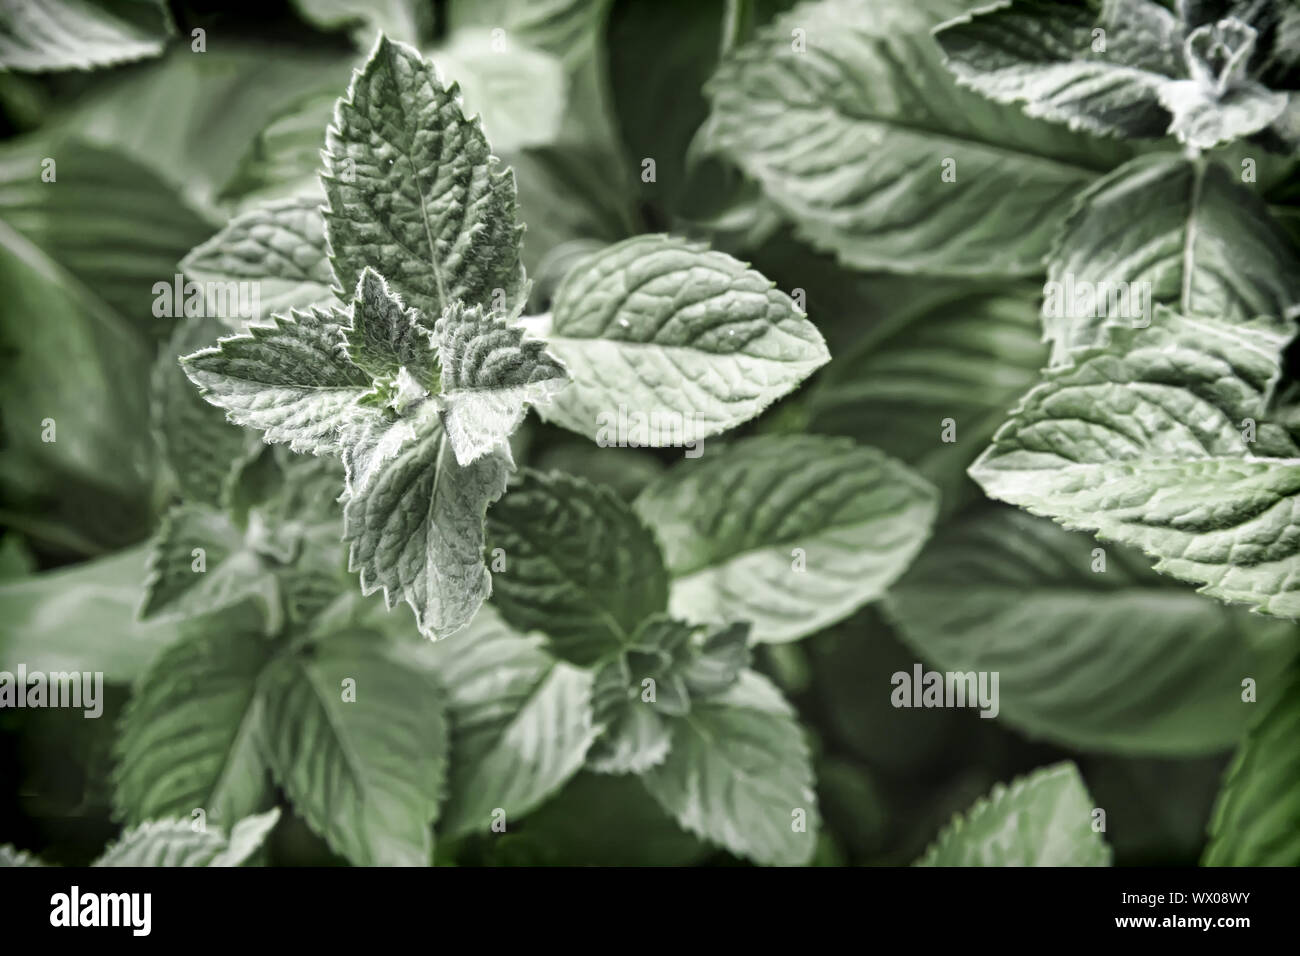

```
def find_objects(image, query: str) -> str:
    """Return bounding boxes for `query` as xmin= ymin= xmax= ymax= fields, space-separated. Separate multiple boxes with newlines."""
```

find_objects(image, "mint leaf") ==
xmin=1204 ymin=662 xmax=1300 ymax=865
xmin=536 ymin=235 xmax=827 ymax=443
xmin=180 ymin=197 xmax=335 ymax=327
xmin=916 ymin=762 xmax=1111 ymax=866
xmin=589 ymin=652 xmax=675 ymax=775
xmin=322 ymin=35 xmax=526 ymax=318
xmin=641 ymin=671 xmax=819 ymax=866
xmin=681 ymin=621 xmax=751 ymax=699
xmin=152 ymin=316 xmax=259 ymax=507
xmin=887 ymin=507 xmax=1295 ymax=753
xmin=935 ymin=0 xmax=1183 ymax=140
xmin=809 ymin=288 xmax=1047 ymax=511
xmin=258 ymin=633 xmax=448 ymax=866
xmin=219 ymin=89 xmax=337 ymax=206
xmin=93 ymin=809 xmax=281 ymax=867
xmin=485 ymin=470 xmax=670 ymax=665
xmin=342 ymin=401 xmax=510 ymax=640
xmin=972 ymin=307 xmax=1300 ymax=615
xmin=634 ymin=436 xmax=938 ymax=643
xmin=436 ymin=300 xmax=568 ymax=465
xmin=704 ymin=0 xmax=1131 ymax=276
xmin=342 ymin=268 xmax=438 ymax=388
xmin=291 ymin=0 xmax=430 ymax=47
xmin=404 ymin=607 xmax=598 ymax=839
xmin=0 ymin=0 xmax=175 ymax=73
xmin=183 ymin=308 xmax=371 ymax=456
xmin=1045 ymin=155 xmax=1300 ymax=364
xmin=114 ymin=624 xmax=274 ymax=827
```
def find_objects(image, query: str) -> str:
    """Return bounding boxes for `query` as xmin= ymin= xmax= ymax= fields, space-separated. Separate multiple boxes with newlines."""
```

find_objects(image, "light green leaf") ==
xmin=405 ymin=607 xmax=598 ymax=839
xmin=430 ymin=29 xmax=567 ymax=152
xmin=887 ymin=507 xmax=1296 ymax=754
xmin=220 ymin=88 xmax=336 ymax=207
xmin=1203 ymin=661 xmax=1300 ymax=865
xmin=635 ymin=436 xmax=938 ymax=643
xmin=180 ymin=197 xmax=336 ymax=327
xmin=152 ymin=316 xmax=258 ymax=506
xmin=183 ymin=308 xmax=371 ymax=456
xmin=1159 ymin=76 xmax=1288 ymax=150
xmin=436 ymin=300 xmax=568 ymax=465
xmin=1045 ymin=155 xmax=1300 ymax=364
xmin=342 ymin=268 xmax=438 ymax=388
xmin=258 ymin=634 xmax=448 ymax=866
xmin=291 ymin=0 xmax=430 ymax=46
xmin=971 ymin=307 xmax=1300 ymax=615
xmin=536 ymin=235 xmax=828 ymax=443
xmin=934 ymin=0 xmax=1182 ymax=140
xmin=641 ymin=670 xmax=819 ymax=866
xmin=809 ymin=288 xmax=1047 ymax=511
xmin=703 ymin=0 xmax=1131 ymax=276
xmin=682 ymin=621 xmax=751 ymax=699
xmin=448 ymin=0 xmax=611 ymax=70
xmin=0 ymin=545 xmax=182 ymax=683
xmin=93 ymin=809 xmax=281 ymax=867
xmin=140 ymin=504 xmax=282 ymax=629
xmin=0 ymin=845 xmax=44 ymax=866
xmin=114 ymin=624 xmax=274 ymax=827
xmin=916 ymin=762 xmax=1111 ymax=866
xmin=485 ymin=470 xmax=670 ymax=665
xmin=589 ymin=656 xmax=673 ymax=775
xmin=0 ymin=0 xmax=174 ymax=73
xmin=342 ymin=401 xmax=510 ymax=640
xmin=322 ymin=36 xmax=526 ymax=318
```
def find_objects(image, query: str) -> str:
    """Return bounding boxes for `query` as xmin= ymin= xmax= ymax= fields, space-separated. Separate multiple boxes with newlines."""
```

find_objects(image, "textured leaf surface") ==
xmin=183 ymin=308 xmax=371 ymax=455
xmin=322 ymin=36 xmax=526 ymax=317
xmin=404 ymin=607 xmax=598 ymax=838
xmin=972 ymin=307 xmax=1300 ymax=615
xmin=1045 ymin=155 xmax=1300 ymax=363
xmin=180 ymin=197 xmax=335 ymax=326
xmin=114 ymin=625 xmax=274 ymax=826
xmin=935 ymin=0 xmax=1180 ymax=140
xmin=809 ymin=288 xmax=1046 ymax=510
xmin=917 ymin=763 xmax=1111 ymax=866
xmin=258 ymin=635 xmax=448 ymax=866
xmin=342 ymin=268 xmax=437 ymax=387
xmin=538 ymin=235 xmax=827 ymax=442
xmin=93 ymin=810 xmax=280 ymax=867
xmin=486 ymin=470 xmax=670 ymax=665
xmin=0 ymin=0 xmax=173 ymax=72
xmin=703 ymin=0 xmax=1131 ymax=276
xmin=635 ymin=436 xmax=938 ymax=643
xmin=641 ymin=671 xmax=818 ymax=866
xmin=342 ymin=402 xmax=510 ymax=640
xmin=888 ymin=508 xmax=1295 ymax=753
xmin=1204 ymin=662 xmax=1300 ymax=865
xmin=436 ymin=301 xmax=568 ymax=465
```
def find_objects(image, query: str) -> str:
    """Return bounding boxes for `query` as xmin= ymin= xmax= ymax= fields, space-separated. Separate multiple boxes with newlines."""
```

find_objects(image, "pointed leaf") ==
xmin=93 ymin=809 xmax=280 ymax=867
xmin=0 ymin=0 xmax=174 ymax=72
xmin=343 ymin=268 xmax=438 ymax=388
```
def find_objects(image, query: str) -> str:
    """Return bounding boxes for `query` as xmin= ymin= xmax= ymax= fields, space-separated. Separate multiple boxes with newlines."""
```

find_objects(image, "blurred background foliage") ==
xmin=0 ymin=0 xmax=1295 ymax=866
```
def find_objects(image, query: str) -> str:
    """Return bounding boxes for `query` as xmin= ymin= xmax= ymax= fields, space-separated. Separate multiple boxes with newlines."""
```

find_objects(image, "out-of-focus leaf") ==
xmin=0 ymin=0 xmax=174 ymax=73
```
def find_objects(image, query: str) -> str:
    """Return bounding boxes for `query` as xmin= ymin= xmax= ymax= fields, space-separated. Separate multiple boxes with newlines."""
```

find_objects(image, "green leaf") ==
xmin=809 ymin=287 xmax=1047 ymax=511
xmin=114 ymin=624 xmax=275 ymax=827
xmin=971 ymin=306 xmax=1300 ymax=615
xmin=430 ymin=29 xmax=567 ymax=152
xmin=536 ymin=235 xmax=828 ymax=443
xmin=635 ymin=436 xmax=938 ymax=643
xmin=641 ymin=670 xmax=819 ymax=866
xmin=1045 ymin=155 xmax=1300 ymax=364
xmin=0 ymin=845 xmax=44 ymax=866
xmin=342 ymin=268 xmax=438 ymax=388
xmin=934 ymin=0 xmax=1182 ymax=141
xmin=152 ymin=316 xmax=258 ymax=506
xmin=342 ymin=401 xmax=510 ymax=640
xmin=589 ymin=655 xmax=674 ymax=775
xmin=180 ymin=197 xmax=336 ymax=326
xmin=291 ymin=0 xmax=430 ymax=46
xmin=887 ymin=507 xmax=1295 ymax=754
xmin=1203 ymin=661 xmax=1300 ymax=865
xmin=0 ymin=0 xmax=174 ymax=73
xmin=0 ymin=137 xmax=215 ymax=333
xmin=485 ymin=470 xmax=670 ymax=665
xmin=322 ymin=36 xmax=526 ymax=318
xmin=916 ymin=762 xmax=1111 ymax=866
xmin=0 ymin=545 xmax=183 ymax=683
xmin=401 ymin=607 xmax=598 ymax=839
xmin=703 ymin=0 xmax=1131 ymax=276
xmin=258 ymin=634 xmax=448 ymax=866
xmin=435 ymin=300 xmax=568 ymax=465
xmin=183 ymin=308 xmax=371 ymax=456
xmin=220 ymin=88 xmax=337 ymax=207
xmin=448 ymin=0 xmax=611 ymax=70
xmin=93 ymin=809 xmax=281 ymax=867
xmin=682 ymin=621 xmax=751 ymax=698
xmin=140 ymin=504 xmax=282 ymax=629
